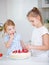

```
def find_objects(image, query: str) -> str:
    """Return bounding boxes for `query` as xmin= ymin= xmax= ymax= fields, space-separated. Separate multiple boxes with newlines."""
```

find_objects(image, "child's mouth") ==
xmin=10 ymin=32 xmax=14 ymax=35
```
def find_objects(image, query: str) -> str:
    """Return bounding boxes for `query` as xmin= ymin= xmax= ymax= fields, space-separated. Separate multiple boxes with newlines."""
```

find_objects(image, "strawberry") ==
xmin=22 ymin=49 xmax=28 ymax=53
xmin=12 ymin=50 xmax=17 ymax=53
xmin=0 ymin=53 xmax=3 ymax=57
xmin=17 ymin=49 xmax=22 ymax=53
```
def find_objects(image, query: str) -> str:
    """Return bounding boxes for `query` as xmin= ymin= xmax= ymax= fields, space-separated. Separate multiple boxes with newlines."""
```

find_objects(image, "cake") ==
xmin=9 ymin=49 xmax=31 ymax=59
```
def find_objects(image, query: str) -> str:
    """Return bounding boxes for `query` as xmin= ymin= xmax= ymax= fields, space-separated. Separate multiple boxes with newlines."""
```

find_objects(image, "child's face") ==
xmin=6 ymin=25 xmax=16 ymax=35
xmin=28 ymin=16 xmax=40 ymax=27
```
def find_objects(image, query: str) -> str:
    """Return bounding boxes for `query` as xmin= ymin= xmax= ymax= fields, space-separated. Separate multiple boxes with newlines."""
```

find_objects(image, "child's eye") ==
xmin=30 ymin=20 xmax=34 ymax=22
xmin=9 ymin=29 xmax=11 ymax=31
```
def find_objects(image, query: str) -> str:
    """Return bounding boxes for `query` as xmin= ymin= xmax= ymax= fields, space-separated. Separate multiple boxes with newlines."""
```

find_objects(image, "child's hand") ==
xmin=9 ymin=33 xmax=14 ymax=40
xmin=6 ymin=33 xmax=14 ymax=48
xmin=25 ymin=44 xmax=32 ymax=50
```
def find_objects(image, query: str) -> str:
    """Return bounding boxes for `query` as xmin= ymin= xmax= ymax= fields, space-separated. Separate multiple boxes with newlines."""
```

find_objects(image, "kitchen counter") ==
xmin=0 ymin=55 xmax=49 ymax=65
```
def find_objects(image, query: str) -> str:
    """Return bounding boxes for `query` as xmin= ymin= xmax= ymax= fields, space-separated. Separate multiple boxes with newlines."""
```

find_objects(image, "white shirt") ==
xmin=31 ymin=26 xmax=48 ymax=46
xmin=31 ymin=26 xmax=49 ymax=57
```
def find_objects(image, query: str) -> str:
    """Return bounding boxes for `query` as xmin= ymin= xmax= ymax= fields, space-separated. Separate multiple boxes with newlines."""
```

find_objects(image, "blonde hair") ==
xmin=27 ymin=7 xmax=43 ymax=24
xmin=4 ymin=19 xmax=15 ymax=32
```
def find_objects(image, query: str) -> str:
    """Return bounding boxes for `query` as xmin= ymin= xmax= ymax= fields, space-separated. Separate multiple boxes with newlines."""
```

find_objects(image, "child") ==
xmin=26 ymin=7 xmax=49 ymax=57
xmin=4 ymin=19 xmax=26 ymax=55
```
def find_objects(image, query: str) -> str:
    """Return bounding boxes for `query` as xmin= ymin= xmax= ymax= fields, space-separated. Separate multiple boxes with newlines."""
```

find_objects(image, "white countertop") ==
xmin=0 ymin=55 xmax=49 ymax=65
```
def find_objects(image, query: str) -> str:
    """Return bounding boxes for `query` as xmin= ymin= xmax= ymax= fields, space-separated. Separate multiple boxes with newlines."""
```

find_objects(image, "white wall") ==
xmin=0 ymin=0 xmax=7 ymax=23
xmin=0 ymin=0 xmax=38 ymax=54
xmin=0 ymin=0 xmax=7 ymax=54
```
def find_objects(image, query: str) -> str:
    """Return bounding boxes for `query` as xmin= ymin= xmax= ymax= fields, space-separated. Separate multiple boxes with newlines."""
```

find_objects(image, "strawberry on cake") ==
xmin=9 ymin=49 xmax=31 ymax=59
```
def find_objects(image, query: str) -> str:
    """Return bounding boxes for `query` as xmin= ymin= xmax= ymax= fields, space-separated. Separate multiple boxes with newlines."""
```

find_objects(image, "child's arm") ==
xmin=20 ymin=40 xmax=27 ymax=49
xmin=5 ymin=38 xmax=13 ymax=48
xmin=5 ymin=34 xmax=14 ymax=48
xmin=27 ymin=34 xmax=49 ymax=50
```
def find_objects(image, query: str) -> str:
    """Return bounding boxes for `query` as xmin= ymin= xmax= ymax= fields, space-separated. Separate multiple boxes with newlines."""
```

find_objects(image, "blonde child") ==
xmin=26 ymin=7 xmax=49 ymax=57
xmin=4 ymin=19 xmax=26 ymax=55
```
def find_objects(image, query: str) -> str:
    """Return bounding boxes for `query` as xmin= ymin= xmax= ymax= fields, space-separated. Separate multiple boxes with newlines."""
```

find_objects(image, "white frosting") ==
xmin=10 ymin=52 xmax=31 ymax=59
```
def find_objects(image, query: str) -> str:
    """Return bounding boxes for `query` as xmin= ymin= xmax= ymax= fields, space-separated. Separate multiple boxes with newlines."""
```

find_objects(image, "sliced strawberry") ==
xmin=17 ymin=49 xmax=22 ymax=53
xmin=0 ymin=53 xmax=3 ymax=57
xmin=15 ymin=50 xmax=17 ymax=53
xmin=22 ymin=49 xmax=28 ymax=53
xmin=12 ymin=50 xmax=17 ymax=53
xmin=12 ymin=51 xmax=15 ymax=53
